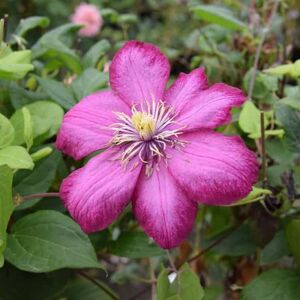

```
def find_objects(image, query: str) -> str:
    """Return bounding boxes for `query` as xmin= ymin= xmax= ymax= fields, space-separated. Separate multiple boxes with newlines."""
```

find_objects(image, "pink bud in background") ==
xmin=71 ymin=3 xmax=103 ymax=37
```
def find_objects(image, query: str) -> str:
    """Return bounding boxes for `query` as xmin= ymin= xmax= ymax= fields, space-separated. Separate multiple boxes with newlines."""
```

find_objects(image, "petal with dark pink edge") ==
xmin=109 ymin=41 xmax=170 ymax=106
xmin=60 ymin=150 xmax=142 ymax=233
xmin=56 ymin=90 xmax=130 ymax=160
xmin=173 ymin=83 xmax=245 ymax=131
xmin=133 ymin=164 xmax=198 ymax=249
xmin=168 ymin=130 xmax=258 ymax=205
xmin=164 ymin=67 xmax=208 ymax=111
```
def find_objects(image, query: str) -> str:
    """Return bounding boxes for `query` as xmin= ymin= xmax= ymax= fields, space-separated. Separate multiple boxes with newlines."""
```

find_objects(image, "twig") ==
xmin=22 ymin=192 xmax=60 ymax=201
xmin=77 ymin=270 xmax=119 ymax=300
xmin=248 ymin=0 xmax=280 ymax=99
xmin=260 ymin=112 xmax=267 ymax=188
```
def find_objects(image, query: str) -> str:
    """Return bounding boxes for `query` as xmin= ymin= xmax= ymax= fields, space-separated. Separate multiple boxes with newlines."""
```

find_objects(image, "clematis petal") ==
xmin=164 ymin=67 xmax=208 ymax=110
xmin=109 ymin=41 xmax=170 ymax=106
xmin=56 ymin=90 xmax=130 ymax=160
xmin=60 ymin=150 xmax=142 ymax=233
xmin=172 ymin=83 xmax=245 ymax=131
xmin=133 ymin=164 xmax=198 ymax=249
xmin=168 ymin=130 xmax=258 ymax=205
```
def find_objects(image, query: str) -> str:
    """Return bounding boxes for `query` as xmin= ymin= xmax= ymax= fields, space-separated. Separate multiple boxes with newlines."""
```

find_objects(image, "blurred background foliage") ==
xmin=1 ymin=0 xmax=300 ymax=299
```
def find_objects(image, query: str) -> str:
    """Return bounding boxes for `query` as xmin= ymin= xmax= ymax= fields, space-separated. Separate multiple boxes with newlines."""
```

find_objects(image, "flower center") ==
xmin=108 ymin=101 xmax=184 ymax=176
xmin=131 ymin=111 xmax=155 ymax=141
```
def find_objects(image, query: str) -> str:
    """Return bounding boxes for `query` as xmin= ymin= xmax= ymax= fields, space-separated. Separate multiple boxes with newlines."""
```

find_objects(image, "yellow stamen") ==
xmin=131 ymin=111 xmax=155 ymax=141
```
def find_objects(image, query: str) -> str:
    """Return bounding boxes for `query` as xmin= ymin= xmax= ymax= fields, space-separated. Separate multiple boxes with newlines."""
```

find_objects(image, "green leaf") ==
xmin=0 ymin=166 xmax=13 ymax=267
xmin=286 ymin=218 xmax=300 ymax=267
xmin=205 ymin=224 xmax=256 ymax=256
xmin=0 ymin=113 xmax=14 ymax=149
xmin=0 ymin=50 xmax=33 ymax=80
xmin=5 ymin=210 xmax=102 ymax=272
xmin=32 ymin=23 xmax=82 ymax=73
xmin=157 ymin=264 xmax=204 ymax=300
xmin=63 ymin=277 xmax=118 ymax=300
xmin=264 ymin=60 xmax=300 ymax=77
xmin=36 ymin=77 xmax=76 ymax=109
xmin=280 ymin=97 xmax=300 ymax=111
xmin=239 ymin=101 xmax=261 ymax=138
xmin=14 ymin=149 xmax=61 ymax=210
xmin=276 ymin=103 xmax=300 ymax=153
xmin=260 ymin=230 xmax=290 ymax=265
xmin=0 ymin=265 xmax=70 ymax=300
xmin=109 ymin=231 xmax=164 ymax=258
xmin=0 ymin=146 xmax=33 ymax=170
xmin=241 ymin=269 xmax=300 ymax=300
xmin=14 ymin=16 xmax=50 ymax=38
xmin=71 ymin=68 xmax=108 ymax=101
xmin=10 ymin=101 xmax=64 ymax=145
xmin=191 ymin=5 xmax=247 ymax=31
xmin=21 ymin=107 xmax=33 ymax=150
xmin=226 ymin=187 xmax=271 ymax=206
xmin=82 ymin=39 xmax=111 ymax=69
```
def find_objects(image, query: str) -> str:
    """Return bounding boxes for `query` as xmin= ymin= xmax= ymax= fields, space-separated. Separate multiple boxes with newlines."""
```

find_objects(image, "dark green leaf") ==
xmin=109 ymin=231 xmax=164 ymax=258
xmin=5 ymin=210 xmax=102 ymax=272
xmin=71 ymin=68 xmax=108 ymax=101
xmin=14 ymin=16 xmax=50 ymax=38
xmin=241 ymin=269 xmax=300 ymax=300
xmin=36 ymin=77 xmax=76 ymax=109
xmin=260 ymin=230 xmax=290 ymax=265
xmin=82 ymin=39 xmax=111 ymax=69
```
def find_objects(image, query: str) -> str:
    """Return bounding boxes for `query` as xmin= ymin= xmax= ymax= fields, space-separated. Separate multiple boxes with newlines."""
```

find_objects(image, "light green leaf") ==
xmin=239 ymin=101 xmax=261 ymax=137
xmin=14 ymin=16 xmax=50 ymax=38
xmin=264 ymin=60 xmax=300 ymax=77
xmin=82 ymin=39 xmax=111 ymax=69
xmin=71 ymin=68 xmax=108 ymax=101
xmin=0 ymin=50 xmax=33 ymax=80
xmin=0 ymin=113 xmax=14 ymax=149
xmin=0 ymin=166 xmax=13 ymax=268
xmin=226 ymin=187 xmax=271 ymax=206
xmin=36 ymin=77 xmax=76 ymax=109
xmin=108 ymin=231 xmax=164 ymax=259
xmin=5 ymin=210 xmax=102 ymax=272
xmin=241 ymin=269 xmax=300 ymax=300
xmin=191 ymin=5 xmax=247 ymax=31
xmin=10 ymin=101 xmax=64 ymax=146
xmin=0 ymin=146 xmax=33 ymax=170
xmin=286 ymin=218 xmax=300 ymax=267
xmin=22 ymin=107 xmax=33 ymax=150
xmin=157 ymin=264 xmax=204 ymax=300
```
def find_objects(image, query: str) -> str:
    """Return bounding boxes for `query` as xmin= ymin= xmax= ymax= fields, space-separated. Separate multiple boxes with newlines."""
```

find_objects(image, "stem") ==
xmin=260 ymin=112 xmax=267 ymax=188
xmin=166 ymin=250 xmax=177 ymax=272
xmin=22 ymin=192 xmax=60 ymax=201
xmin=248 ymin=0 xmax=280 ymax=100
xmin=3 ymin=14 xmax=8 ymax=42
xmin=149 ymin=259 xmax=157 ymax=300
xmin=77 ymin=270 xmax=119 ymax=300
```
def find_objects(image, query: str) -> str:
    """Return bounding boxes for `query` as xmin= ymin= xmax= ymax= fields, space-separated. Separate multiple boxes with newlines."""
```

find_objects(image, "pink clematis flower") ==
xmin=71 ymin=3 xmax=103 ymax=37
xmin=56 ymin=41 xmax=258 ymax=249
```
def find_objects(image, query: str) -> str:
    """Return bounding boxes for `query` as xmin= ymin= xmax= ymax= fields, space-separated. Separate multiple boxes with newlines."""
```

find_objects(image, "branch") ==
xmin=260 ymin=112 xmax=267 ymax=188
